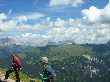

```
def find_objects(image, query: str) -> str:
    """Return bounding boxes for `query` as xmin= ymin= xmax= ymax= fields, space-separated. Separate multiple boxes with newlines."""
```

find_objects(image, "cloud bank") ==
xmin=0 ymin=3 xmax=110 ymax=46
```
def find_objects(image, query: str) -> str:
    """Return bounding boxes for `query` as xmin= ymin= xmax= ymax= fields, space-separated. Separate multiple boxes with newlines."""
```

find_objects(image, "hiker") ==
xmin=5 ymin=54 xmax=22 ymax=82
xmin=39 ymin=57 xmax=56 ymax=82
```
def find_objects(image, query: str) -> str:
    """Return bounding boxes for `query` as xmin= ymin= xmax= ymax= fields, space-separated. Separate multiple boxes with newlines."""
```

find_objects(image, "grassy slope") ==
xmin=45 ymin=44 xmax=93 ymax=61
xmin=19 ymin=44 xmax=94 ymax=64
xmin=0 ymin=68 xmax=41 ymax=82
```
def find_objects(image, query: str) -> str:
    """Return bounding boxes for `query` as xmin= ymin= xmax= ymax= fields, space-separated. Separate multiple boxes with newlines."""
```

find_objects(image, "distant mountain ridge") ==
xmin=0 ymin=43 xmax=110 ymax=82
xmin=82 ymin=43 xmax=110 ymax=55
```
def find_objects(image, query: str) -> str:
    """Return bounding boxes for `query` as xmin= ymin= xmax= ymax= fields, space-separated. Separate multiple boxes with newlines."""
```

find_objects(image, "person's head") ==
xmin=11 ymin=53 xmax=18 ymax=62
xmin=40 ymin=57 xmax=48 ymax=69
xmin=11 ymin=53 xmax=15 ymax=58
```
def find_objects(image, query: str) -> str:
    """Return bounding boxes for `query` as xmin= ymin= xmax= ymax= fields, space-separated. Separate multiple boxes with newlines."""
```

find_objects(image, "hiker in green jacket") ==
xmin=39 ymin=57 xmax=56 ymax=82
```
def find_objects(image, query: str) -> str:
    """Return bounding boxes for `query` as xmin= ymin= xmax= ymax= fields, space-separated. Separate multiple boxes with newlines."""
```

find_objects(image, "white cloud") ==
xmin=16 ymin=24 xmax=31 ymax=31
xmin=0 ymin=15 xmax=16 ymax=32
xmin=16 ymin=12 xmax=45 ymax=22
xmin=0 ymin=12 xmax=45 ymax=32
xmin=82 ymin=4 xmax=110 ymax=24
xmin=0 ymin=13 xmax=7 ymax=21
xmin=17 ymin=16 xmax=28 ymax=22
xmin=54 ymin=18 xmax=66 ymax=27
xmin=49 ymin=0 xmax=84 ymax=7
xmin=11 ymin=33 xmax=49 ymax=47
xmin=82 ymin=6 xmax=102 ymax=23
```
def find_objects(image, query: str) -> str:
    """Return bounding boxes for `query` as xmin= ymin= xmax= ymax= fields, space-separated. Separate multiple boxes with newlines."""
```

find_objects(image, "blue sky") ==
xmin=0 ymin=0 xmax=108 ymax=19
xmin=0 ymin=0 xmax=110 ymax=46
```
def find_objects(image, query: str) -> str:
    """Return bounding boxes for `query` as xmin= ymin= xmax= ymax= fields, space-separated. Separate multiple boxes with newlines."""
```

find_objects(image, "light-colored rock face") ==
xmin=0 ymin=76 xmax=15 ymax=82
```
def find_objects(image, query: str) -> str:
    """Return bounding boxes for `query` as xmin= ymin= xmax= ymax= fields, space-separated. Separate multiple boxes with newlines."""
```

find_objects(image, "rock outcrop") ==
xmin=0 ymin=76 xmax=15 ymax=82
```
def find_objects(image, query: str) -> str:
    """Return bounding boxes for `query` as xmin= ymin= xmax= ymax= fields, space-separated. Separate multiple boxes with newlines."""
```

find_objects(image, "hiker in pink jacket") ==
xmin=5 ymin=54 xmax=22 ymax=82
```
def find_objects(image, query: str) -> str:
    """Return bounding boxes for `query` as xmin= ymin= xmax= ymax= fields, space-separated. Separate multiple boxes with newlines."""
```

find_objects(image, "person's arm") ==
xmin=48 ymin=66 xmax=56 ymax=81
xmin=49 ymin=73 xmax=56 ymax=82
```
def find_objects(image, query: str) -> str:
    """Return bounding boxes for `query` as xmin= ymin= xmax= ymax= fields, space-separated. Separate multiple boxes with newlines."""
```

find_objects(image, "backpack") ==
xmin=11 ymin=55 xmax=21 ymax=69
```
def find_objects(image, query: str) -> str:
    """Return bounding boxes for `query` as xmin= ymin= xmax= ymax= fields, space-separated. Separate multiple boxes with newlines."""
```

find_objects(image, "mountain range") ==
xmin=0 ymin=42 xmax=110 ymax=82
